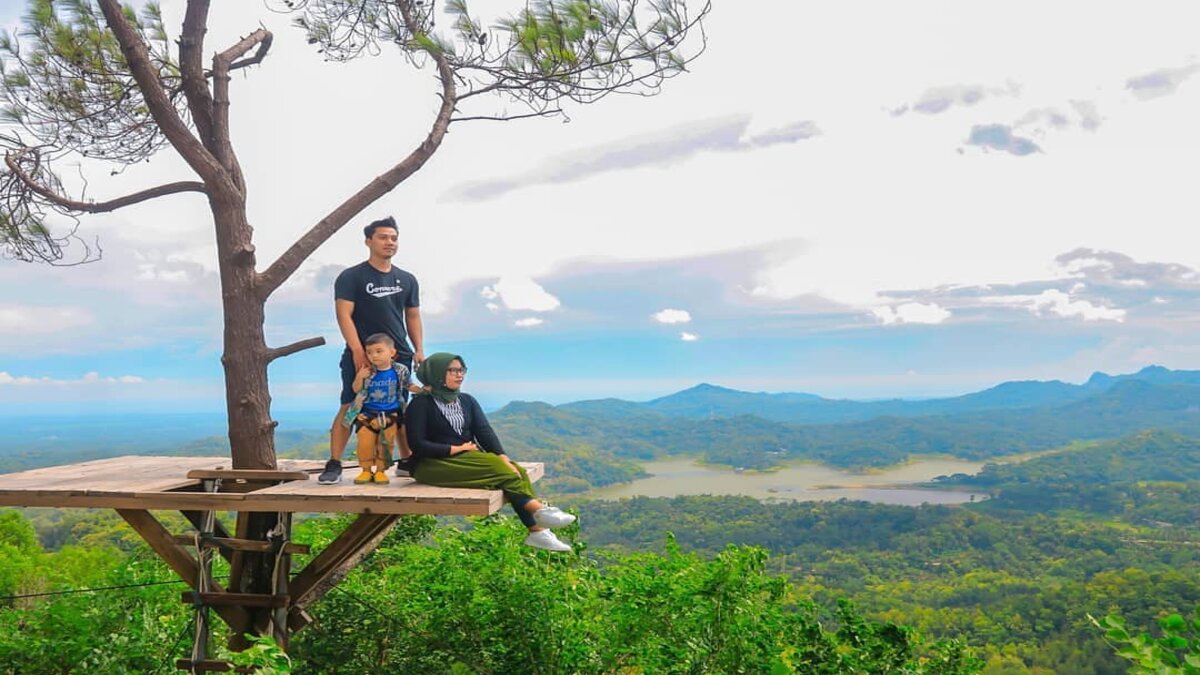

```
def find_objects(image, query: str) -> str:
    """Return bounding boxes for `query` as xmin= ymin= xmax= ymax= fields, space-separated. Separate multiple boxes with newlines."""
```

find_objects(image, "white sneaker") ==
xmin=524 ymin=529 xmax=572 ymax=552
xmin=533 ymin=506 xmax=577 ymax=529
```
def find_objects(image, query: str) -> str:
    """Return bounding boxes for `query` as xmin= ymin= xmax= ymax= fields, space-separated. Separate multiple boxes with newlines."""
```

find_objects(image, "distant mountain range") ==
xmin=618 ymin=365 xmax=1200 ymax=424
xmin=491 ymin=366 xmax=1200 ymax=471
xmin=4 ymin=365 xmax=1199 ymax=480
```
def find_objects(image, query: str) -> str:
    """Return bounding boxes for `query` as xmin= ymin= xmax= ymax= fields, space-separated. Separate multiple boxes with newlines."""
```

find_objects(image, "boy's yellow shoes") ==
xmin=353 ymin=469 xmax=374 ymax=485
xmin=372 ymin=471 xmax=390 ymax=485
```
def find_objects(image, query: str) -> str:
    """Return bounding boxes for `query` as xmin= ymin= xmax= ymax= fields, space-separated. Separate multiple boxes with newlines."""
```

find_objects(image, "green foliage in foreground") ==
xmin=0 ymin=508 xmax=980 ymax=674
xmin=571 ymin=494 xmax=1200 ymax=673
xmin=1094 ymin=608 xmax=1200 ymax=673
xmin=293 ymin=515 xmax=977 ymax=673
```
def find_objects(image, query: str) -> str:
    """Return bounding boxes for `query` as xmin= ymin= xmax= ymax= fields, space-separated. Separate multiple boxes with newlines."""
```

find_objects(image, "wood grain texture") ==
xmin=0 ymin=457 xmax=542 ymax=516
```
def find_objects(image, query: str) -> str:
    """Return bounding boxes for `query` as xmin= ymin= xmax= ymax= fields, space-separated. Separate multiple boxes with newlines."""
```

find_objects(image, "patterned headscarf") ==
xmin=416 ymin=352 xmax=466 ymax=404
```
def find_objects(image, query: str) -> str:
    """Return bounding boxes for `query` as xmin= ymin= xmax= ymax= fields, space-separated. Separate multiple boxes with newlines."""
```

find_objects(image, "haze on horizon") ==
xmin=2 ymin=0 xmax=1200 ymax=415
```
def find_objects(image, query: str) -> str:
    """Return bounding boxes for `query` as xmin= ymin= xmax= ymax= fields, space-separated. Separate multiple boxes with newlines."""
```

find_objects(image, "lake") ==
xmin=587 ymin=457 xmax=988 ymax=506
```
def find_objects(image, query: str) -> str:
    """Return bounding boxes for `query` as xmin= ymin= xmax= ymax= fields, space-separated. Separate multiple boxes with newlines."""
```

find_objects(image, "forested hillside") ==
xmin=569 ymin=430 xmax=1200 ymax=673
xmin=493 ymin=376 xmax=1200 ymax=473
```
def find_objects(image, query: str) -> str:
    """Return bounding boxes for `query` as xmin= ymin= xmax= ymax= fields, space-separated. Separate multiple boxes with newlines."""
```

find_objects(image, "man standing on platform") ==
xmin=318 ymin=216 xmax=424 ymax=484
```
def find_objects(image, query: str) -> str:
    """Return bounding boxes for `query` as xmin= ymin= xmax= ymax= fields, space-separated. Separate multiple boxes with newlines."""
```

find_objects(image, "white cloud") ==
xmin=891 ymin=81 xmax=1019 ymax=116
xmin=480 ymin=277 xmax=561 ymax=312
xmin=1153 ymin=296 xmax=1168 ymax=304
xmin=1126 ymin=63 xmax=1200 ymax=100
xmin=136 ymin=265 xmax=191 ymax=283
xmin=680 ymin=332 xmax=699 ymax=342
xmin=445 ymin=115 xmax=820 ymax=201
xmin=0 ymin=305 xmax=93 ymax=334
xmin=872 ymin=302 xmax=952 ymax=325
xmin=0 ymin=371 xmax=146 ymax=385
xmin=652 ymin=308 xmax=692 ymax=324
xmin=982 ymin=289 xmax=1126 ymax=322
xmin=513 ymin=317 xmax=544 ymax=328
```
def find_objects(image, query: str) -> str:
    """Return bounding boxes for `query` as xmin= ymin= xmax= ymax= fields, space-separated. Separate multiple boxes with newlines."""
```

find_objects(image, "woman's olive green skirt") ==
xmin=412 ymin=451 xmax=536 ymax=499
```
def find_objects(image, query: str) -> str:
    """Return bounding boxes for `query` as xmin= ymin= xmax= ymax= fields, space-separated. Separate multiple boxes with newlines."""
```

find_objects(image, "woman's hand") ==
xmin=500 ymin=455 xmax=521 ymax=475
xmin=356 ymin=366 xmax=373 ymax=381
xmin=451 ymin=442 xmax=479 ymax=455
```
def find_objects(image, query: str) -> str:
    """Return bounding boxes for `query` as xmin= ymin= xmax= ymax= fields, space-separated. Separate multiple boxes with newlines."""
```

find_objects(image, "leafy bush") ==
xmin=1093 ymin=608 xmax=1200 ymax=673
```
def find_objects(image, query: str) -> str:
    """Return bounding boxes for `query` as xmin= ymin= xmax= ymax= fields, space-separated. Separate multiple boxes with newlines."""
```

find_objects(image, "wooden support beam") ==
xmin=288 ymin=607 xmax=314 ymax=633
xmin=182 ymin=510 xmax=234 ymax=541
xmin=172 ymin=534 xmax=310 ymax=555
xmin=288 ymin=513 xmax=398 ymax=630
xmin=187 ymin=468 xmax=310 ymax=481
xmin=183 ymin=591 xmax=290 ymax=609
xmin=227 ymin=512 xmax=252 ymax=594
xmin=116 ymin=509 xmax=251 ymax=635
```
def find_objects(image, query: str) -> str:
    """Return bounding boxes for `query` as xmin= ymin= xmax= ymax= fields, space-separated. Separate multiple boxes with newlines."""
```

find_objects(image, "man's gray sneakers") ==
xmin=317 ymin=459 xmax=342 ymax=485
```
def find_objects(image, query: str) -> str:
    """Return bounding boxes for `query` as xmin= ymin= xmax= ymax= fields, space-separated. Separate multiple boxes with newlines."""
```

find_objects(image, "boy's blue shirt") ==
xmin=342 ymin=362 xmax=411 ymax=428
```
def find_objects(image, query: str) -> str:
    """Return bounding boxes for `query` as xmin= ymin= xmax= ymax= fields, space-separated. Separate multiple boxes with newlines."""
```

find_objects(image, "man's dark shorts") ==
xmin=339 ymin=349 xmax=414 ymax=406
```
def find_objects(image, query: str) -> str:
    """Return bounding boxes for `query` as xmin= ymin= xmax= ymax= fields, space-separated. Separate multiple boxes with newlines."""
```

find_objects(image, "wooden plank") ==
xmin=187 ymin=468 xmax=310 ymax=481
xmin=0 ymin=455 xmax=223 ymax=492
xmin=0 ymin=459 xmax=541 ymax=516
xmin=172 ymin=535 xmax=310 ymax=555
xmin=116 ymin=509 xmax=250 ymax=634
xmin=181 ymin=511 xmax=235 ymax=564
xmin=0 ymin=492 xmax=499 ymax=515
xmin=182 ymin=592 xmax=290 ymax=609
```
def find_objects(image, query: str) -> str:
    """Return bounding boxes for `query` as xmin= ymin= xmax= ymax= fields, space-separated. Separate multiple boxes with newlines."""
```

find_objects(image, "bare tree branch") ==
xmin=96 ymin=0 xmax=230 ymax=190
xmin=257 ymin=2 xmax=456 ymax=300
xmin=180 ymin=0 xmax=216 ymax=146
xmin=5 ymin=151 xmax=206 ymax=213
xmin=211 ymin=29 xmax=274 ymax=192
xmin=229 ymin=37 xmax=275 ymax=72
xmin=266 ymin=337 xmax=327 ymax=363
xmin=450 ymin=108 xmax=564 ymax=123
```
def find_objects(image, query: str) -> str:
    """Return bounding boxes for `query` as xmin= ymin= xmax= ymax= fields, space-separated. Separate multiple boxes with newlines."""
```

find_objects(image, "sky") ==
xmin=2 ymin=0 xmax=1200 ymax=414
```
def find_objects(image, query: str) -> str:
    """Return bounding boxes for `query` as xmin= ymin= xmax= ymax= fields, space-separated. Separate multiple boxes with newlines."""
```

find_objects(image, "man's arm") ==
xmin=336 ymin=299 xmax=367 ymax=371
xmin=405 ymin=306 xmax=424 ymax=366
xmin=352 ymin=367 xmax=372 ymax=393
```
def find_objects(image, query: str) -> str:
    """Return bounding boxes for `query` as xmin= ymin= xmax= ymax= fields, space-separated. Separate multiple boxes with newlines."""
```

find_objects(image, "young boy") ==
xmin=344 ymin=333 xmax=423 ymax=484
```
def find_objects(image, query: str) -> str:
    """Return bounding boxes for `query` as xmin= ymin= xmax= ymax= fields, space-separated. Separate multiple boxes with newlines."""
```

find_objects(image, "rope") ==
xmin=264 ymin=513 xmax=290 ymax=638
xmin=0 ymin=578 xmax=221 ymax=602
xmin=157 ymin=615 xmax=197 ymax=675
xmin=328 ymin=585 xmax=406 ymax=632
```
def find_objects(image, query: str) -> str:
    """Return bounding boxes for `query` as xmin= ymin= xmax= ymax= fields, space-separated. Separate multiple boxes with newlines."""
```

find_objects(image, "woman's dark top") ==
xmin=405 ymin=393 xmax=505 ymax=460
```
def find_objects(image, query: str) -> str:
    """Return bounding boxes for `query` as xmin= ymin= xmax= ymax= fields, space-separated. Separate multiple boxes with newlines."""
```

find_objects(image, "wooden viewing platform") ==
xmin=0 ymin=455 xmax=545 ymax=672
xmin=0 ymin=455 xmax=543 ymax=515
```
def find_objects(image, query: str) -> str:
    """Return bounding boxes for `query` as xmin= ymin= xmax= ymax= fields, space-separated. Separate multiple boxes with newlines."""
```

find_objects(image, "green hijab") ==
xmin=417 ymin=352 xmax=466 ymax=404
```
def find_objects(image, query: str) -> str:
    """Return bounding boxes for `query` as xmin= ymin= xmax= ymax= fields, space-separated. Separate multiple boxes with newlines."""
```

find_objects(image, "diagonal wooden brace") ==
xmin=117 ymin=509 xmax=251 ymax=634
xmin=287 ymin=513 xmax=398 ymax=632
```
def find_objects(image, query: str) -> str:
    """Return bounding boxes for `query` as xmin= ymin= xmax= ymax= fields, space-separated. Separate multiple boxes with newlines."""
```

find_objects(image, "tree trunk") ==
xmin=212 ymin=195 xmax=276 ymax=470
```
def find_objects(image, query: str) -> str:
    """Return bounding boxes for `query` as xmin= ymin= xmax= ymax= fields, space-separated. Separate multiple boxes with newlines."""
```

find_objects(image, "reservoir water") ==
xmin=587 ymin=457 xmax=987 ymax=506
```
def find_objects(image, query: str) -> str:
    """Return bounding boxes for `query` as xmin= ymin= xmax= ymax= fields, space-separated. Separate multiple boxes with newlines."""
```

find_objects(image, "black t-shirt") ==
xmin=334 ymin=261 xmax=420 ymax=357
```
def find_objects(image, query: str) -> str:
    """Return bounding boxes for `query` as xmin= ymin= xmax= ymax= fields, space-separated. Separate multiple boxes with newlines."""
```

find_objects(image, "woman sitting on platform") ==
xmin=406 ymin=352 xmax=576 ymax=552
